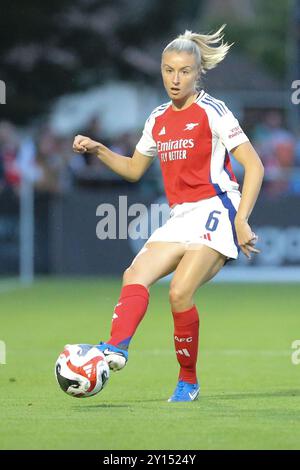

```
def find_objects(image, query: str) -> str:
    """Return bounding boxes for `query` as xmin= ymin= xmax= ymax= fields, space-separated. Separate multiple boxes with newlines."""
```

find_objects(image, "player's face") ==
xmin=161 ymin=51 xmax=199 ymax=104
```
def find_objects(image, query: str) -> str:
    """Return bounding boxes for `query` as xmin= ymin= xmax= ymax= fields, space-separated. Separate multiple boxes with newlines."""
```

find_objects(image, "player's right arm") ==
xmin=72 ymin=135 xmax=154 ymax=183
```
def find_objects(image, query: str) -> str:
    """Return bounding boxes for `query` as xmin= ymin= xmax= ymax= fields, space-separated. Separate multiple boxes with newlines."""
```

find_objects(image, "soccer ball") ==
xmin=55 ymin=344 xmax=109 ymax=398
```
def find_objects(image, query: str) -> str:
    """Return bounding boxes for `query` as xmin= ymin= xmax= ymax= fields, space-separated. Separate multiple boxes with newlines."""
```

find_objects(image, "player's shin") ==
xmin=107 ymin=283 xmax=149 ymax=350
xmin=172 ymin=305 xmax=199 ymax=384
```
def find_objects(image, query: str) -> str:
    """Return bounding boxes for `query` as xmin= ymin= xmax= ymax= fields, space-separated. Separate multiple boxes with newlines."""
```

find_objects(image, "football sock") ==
xmin=172 ymin=305 xmax=199 ymax=384
xmin=107 ymin=284 xmax=149 ymax=350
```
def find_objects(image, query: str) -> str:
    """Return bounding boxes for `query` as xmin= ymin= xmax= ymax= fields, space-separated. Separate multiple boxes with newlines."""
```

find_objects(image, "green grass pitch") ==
xmin=0 ymin=278 xmax=299 ymax=450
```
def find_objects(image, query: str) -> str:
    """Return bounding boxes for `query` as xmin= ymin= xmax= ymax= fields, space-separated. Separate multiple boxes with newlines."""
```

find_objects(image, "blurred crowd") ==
xmin=234 ymin=110 xmax=300 ymax=198
xmin=0 ymin=110 xmax=299 ymax=199
xmin=0 ymin=116 xmax=161 ymax=197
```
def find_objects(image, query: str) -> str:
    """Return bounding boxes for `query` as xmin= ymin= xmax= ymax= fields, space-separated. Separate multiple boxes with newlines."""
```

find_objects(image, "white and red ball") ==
xmin=55 ymin=344 xmax=109 ymax=398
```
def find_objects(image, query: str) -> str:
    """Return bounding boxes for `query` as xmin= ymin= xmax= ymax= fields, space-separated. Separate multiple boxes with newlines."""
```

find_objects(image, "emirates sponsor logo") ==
xmin=157 ymin=138 xmax=194 ymax=152
xmin=158 ymin=139 xmax=194 ymax=163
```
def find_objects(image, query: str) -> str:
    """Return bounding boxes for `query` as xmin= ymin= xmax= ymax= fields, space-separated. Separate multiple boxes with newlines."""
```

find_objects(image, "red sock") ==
xmin=107 ymin=284 xmax=149 ymax=350
xmin=172 ymin=305 xmax=199 ymax=384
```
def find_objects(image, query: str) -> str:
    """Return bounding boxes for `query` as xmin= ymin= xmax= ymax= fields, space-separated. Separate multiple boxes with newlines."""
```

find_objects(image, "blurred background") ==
xmin=0 ymin=0 xmax=300 ymax=284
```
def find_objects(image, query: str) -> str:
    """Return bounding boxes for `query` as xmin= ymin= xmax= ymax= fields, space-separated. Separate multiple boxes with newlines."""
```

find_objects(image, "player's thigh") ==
xmin=170 ymin=244 xmax=226 ymax=299
xmin=123 ymin=241 xmax=186 ymax=288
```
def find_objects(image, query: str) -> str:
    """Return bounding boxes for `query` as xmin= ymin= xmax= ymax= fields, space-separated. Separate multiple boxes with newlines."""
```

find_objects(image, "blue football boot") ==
xmin=96 ymin=342 xmax=128 ymax=371
xmin=168 ymin=380 xmax=200 ymax=402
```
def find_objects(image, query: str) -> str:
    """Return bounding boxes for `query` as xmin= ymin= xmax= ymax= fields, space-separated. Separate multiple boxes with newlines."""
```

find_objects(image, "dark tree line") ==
xmin=0 ymin=0 xmax=202 ymax=124
xmin=0 ymin=0 xmax=290 ymax=125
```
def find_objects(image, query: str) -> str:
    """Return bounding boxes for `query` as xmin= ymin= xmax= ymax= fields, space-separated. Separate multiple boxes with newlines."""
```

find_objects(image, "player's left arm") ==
xmin=231 ymin=141 xmax=264 ymax=259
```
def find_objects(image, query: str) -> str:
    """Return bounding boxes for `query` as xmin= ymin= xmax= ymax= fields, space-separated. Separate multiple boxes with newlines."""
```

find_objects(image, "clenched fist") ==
xmin=73 ymin=135 xmax=101 ymax=154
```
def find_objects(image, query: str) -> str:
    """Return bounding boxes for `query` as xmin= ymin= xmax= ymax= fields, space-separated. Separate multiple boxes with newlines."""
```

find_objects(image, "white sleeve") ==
xmin=213 ymin=109 xmax=249 ymax=152
xmin=136 ymin=114 xmax=157 ymax=158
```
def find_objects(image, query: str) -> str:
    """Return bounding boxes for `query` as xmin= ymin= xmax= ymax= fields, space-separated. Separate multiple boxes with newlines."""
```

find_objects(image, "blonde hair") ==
xmin=163 ymin=24 xmax=233 ymax=75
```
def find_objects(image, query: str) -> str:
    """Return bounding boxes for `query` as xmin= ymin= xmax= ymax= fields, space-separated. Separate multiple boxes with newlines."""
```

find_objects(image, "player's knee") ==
xmin=122 ymin=264 xmax=144 ymax=285
xmin=123 ymin=266 xmax=135 ymax=284
xmin=169 ymin=284 xmax=192 ymax=308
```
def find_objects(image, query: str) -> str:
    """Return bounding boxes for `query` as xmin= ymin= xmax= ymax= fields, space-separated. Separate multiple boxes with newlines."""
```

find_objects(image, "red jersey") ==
xmin=136 ymin=90 xmax=248 ymax=206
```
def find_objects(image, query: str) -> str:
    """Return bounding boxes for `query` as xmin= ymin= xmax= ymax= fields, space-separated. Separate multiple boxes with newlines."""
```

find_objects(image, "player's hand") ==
xmin=234 ymin=218 xmax=260 ymax=259
xmin=73 ymin=135 xmax=101 ymax=154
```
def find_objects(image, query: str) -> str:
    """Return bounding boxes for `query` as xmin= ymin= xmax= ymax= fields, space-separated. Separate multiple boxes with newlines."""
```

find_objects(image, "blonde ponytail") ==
xmin=163 ymin=24 xmax=233 ymax=75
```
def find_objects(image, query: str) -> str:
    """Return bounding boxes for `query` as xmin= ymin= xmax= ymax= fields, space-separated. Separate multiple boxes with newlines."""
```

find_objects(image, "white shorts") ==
xmin=146 ymin=191 xmax=241 ymax=259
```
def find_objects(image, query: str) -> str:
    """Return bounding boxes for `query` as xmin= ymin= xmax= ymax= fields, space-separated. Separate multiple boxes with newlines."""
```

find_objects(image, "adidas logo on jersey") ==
xmin=158 ymin=126 xmax=166 ymax=135
xmin=200 ymin=233 xmax=212 ymax=241
xmin=184 ymin=123 xmax=199 ymax=131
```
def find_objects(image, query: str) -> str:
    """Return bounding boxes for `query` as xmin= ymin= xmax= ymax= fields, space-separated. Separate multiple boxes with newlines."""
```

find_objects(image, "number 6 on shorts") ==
xmin=205 ymin=210 xmax=222 ymax=232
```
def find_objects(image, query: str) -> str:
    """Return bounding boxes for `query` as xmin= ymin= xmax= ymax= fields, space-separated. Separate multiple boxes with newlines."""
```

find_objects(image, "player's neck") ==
xmin=171 ymin=92 xmax=199 ymax=111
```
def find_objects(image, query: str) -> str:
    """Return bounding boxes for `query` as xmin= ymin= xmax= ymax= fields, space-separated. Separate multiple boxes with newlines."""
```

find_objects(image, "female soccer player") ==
xmin=73 ymin=25 xmax=264 ymax=402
